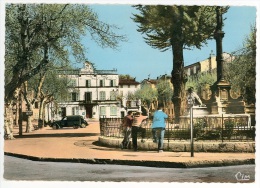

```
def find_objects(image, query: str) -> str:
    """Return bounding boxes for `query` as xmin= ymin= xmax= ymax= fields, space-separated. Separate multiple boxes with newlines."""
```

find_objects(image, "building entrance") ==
xmin=85 ymin=105 xmax=93 ymax=118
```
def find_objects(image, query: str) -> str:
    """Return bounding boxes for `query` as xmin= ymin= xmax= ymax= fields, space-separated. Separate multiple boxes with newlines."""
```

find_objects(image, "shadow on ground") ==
xmin=14 ymin=132 xmax=99 ymax=138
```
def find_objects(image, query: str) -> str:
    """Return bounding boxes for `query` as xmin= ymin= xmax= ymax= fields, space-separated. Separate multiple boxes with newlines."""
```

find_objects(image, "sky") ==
xmin=0 ymin=2 xmax=259 ymax=188
xmin=74 ymin=5 xmax=257 ymax=82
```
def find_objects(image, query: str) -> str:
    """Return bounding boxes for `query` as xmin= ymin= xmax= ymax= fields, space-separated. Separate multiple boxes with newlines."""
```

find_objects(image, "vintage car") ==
xmin=50 ymin=115 xmax=89 ymax=129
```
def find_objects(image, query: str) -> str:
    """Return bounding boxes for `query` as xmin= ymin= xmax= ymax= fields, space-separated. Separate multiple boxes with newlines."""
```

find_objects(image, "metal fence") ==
xmin=99 ymin=116 xmax=255 ymax=142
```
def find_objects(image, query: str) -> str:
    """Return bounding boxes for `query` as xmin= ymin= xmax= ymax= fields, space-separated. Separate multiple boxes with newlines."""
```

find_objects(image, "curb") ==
xmin=98 ymin=136 xmax=255 ymax=153
xmin=4 ymin=152 xmax=255 ymax=168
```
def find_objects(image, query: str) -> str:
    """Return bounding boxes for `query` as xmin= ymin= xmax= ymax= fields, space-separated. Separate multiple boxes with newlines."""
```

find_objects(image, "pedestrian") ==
xmin=120 ymin=111 xmax=133 ymax=149
xmin=151 ymin=105 xmax=168 ymax=153
xmin=131 ymin=111 xmax=148 ymax=151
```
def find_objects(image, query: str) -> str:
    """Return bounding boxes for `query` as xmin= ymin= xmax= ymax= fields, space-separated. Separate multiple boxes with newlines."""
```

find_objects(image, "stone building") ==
xmin=46 ymin=61 xmax=141 ymax=120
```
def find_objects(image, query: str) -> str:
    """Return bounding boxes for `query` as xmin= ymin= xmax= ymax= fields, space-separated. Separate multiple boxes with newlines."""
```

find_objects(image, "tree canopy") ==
xmin=156 ymin=78 xmax=173 ymax=106
xmin=132 ymin=5 xmax=228 ymax=121
xmin=4 ymin=4 xmax=126 ymax=138
xmin=132 ymin=6 xmax=227 ymax=51
xmin=225 ymin=25 xmax=256 ymax=104
xmin=5 ymin=4 xmax=126 ymax=102
xmin=134 ymin=83 xmax=158 ymax=112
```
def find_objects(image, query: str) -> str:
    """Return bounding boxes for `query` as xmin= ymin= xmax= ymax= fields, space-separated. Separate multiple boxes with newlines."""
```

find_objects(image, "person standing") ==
xmin=151 ymin=105 xmax=168 ymax=153
xmin=121 ymin=111 xmax=133 ymax=149
xmin=131 ymin=111 xmax=148 ymax=151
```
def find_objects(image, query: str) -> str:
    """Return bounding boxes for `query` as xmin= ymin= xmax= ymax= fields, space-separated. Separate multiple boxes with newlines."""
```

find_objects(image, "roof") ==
xmin=119 ymin=78 xmax=140 ymax=85
xmin=141 ymin=79 xmax=158 ymax=85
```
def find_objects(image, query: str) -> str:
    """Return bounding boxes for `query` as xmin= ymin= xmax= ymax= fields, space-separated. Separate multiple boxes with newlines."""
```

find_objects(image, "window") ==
xmin=86 ymin=80 xmax=91 ymax=87
xmin=100 ymin=106 xmax=106 ymax=116
xmin=110 ymin=91 xmax=116 ymax=100
xmin=69 ymin=79 xmax=77 ymax=87
xmin=34 ymin=102 xmax=39 ymax=109
xmin=110 ymin=106 xmax=117 ymax=116
xmin=85 ymin=92 xmax=92 ymax=102
xmin=100 ymin=80 xmax=104 ymax=87
xmin=131 ymin=100 xmax=137 ymax=107
xmin=60 ymin=107 xmax=66 ymax=117
xmin=187 ymin=68 xmax=190 ymax=76
xmin=110 ymin=80 xmax=114 ymax=87
xmin=72 ymin=107 xmax=79 ymax=115
xmin=193 ymin=66 xmax=197 ymax=74
xmin=99 ymin=91 xmax=106 ymax=100
xmin=126 ymin=100 xmax=131 ymax=107
xmin=71 ymin=92 xmax=78 ymax=101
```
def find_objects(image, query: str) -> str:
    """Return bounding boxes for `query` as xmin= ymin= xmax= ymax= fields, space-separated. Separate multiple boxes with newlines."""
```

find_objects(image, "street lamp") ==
xmin=187 ymin=96 xmax=194 ymax=157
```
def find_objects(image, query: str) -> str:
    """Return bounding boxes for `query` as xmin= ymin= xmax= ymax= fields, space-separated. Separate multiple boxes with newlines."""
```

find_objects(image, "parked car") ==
xmin=50 ymin=115 xmax=89 ymax=129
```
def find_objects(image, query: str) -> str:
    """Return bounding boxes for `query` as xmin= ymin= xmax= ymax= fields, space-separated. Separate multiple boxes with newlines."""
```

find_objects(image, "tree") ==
xmin=225 ymin=25 xmax=256 ymax=104
xmin=5 ymin=4 xmax=126 ymax=101
xmin=186 ymin=71 xmax=217 ymax=94
xmin=119 ymin=74 xmax=135 ymax=80
xmin=132 ymin=5 xmax=228 ymax=122
xmin=5 ymin=4 xmax=126 ymax=138
xmin=26 ymin=68 xmax=71 ymax=130
xmin=134 ymin=83 xmax=158 ymax=116
xmin=156 ymin=78 xmax=173 ymax=108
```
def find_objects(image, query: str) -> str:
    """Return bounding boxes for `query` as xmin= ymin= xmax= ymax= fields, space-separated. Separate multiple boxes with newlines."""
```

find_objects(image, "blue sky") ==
xmin=76 ymin=5 xmax=256 ymax=82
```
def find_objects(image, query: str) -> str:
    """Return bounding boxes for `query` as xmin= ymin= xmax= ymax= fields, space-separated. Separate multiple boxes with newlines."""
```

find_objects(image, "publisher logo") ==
xmin=235 ymin=172 xmax=250 ymax=181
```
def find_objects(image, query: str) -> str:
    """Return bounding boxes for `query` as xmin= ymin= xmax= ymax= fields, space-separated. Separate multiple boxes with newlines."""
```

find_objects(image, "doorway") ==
xmin=85 ymin=105 xmax=93 ymax=118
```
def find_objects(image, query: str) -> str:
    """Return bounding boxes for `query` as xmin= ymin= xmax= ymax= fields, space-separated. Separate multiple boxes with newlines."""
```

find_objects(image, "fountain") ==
xmin=179 ymin=7 xmax=251 ymax=129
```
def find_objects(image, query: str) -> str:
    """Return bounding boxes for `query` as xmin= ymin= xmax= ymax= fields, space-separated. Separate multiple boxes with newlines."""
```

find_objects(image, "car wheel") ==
xmin=80 ymin=123 xmax=86 ymax=128
xmin=53 ymin=123 xmax=59 ymax=129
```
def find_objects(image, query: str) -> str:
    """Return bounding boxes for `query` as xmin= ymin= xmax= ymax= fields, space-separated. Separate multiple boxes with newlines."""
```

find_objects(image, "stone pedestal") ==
xmin=203 ymin=79 xmax=245 ymax=115
xmin=185 ymin=106 xmax=209 ymax=116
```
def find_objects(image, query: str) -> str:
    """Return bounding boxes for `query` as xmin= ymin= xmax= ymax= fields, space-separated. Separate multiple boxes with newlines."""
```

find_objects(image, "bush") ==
xmin=224 ymin=119 xmax=235 ymax=139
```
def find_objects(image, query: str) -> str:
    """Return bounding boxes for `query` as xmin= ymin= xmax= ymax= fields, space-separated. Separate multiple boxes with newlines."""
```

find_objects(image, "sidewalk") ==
xmin=4 ymin=121 xmax=255 ymax=168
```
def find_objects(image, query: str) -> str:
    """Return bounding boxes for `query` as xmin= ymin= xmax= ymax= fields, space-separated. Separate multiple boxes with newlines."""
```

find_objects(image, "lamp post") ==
xmin=190 ymin=106 xmax=194 ymax=157
xmin=187 ymin=96 xmax=194 ymax=157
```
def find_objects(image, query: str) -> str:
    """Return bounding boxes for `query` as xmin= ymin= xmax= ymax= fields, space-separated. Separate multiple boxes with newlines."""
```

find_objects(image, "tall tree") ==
xmin=224 ymin=25 xmax=256 ymax=104
xmin=5 ymin=4 xmax=126 ymax=138
xmin=132 ymin=5 xmax=228 ymax=122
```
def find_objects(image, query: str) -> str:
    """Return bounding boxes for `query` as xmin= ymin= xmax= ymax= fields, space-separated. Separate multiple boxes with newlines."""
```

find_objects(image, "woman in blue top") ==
xmin=151 ymin=105 xmax=168 ymax=153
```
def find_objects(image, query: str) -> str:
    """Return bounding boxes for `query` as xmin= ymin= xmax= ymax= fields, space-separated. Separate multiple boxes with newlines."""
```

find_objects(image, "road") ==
xmin=3 ymin=155 xmax=255 ymax=183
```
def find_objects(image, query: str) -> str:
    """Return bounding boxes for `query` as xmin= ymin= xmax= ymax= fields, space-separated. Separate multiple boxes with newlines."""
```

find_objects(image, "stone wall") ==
xmin=99 ymin=136 xmax=255 ymax=153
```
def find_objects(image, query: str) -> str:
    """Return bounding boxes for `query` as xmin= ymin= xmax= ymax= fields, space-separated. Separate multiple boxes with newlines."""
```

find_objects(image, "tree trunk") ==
xmin=18 ymin=92 xmax=23 ymax=136
xmin=15 ymin=102 xmax=19 ymax=127
xmin=38 ymin=97 xmax=46 ymax=128
xmin=4 ymin=103 xmax=15 ymax=139
xmin=25 ymin=103 xmax=33 ymax=132
xmin=171 ymin=41 xmax=187 ymax=123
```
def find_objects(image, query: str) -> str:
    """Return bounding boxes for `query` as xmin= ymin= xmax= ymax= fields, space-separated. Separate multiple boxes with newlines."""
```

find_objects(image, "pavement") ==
xmin=4 ymin=120 xmax=255 ymax=168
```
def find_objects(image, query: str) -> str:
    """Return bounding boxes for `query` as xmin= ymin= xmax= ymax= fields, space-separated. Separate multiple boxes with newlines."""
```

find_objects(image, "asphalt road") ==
xmin=3 ymin=155 xmax=255 ymax=183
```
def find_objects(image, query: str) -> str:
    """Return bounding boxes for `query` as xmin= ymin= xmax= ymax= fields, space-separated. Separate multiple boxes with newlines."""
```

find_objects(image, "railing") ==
xmin=99 ymin=116 xmax=255 ymax=141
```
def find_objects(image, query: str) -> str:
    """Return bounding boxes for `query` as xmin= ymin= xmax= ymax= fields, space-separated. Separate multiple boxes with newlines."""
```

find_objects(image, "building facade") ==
xmin=47 ymin=61 xmax=141 ymax=120
xmin=185 ymin=52 xmax=234 ymax=76
xmin=118 ymin=77 xmax=141 ymax=117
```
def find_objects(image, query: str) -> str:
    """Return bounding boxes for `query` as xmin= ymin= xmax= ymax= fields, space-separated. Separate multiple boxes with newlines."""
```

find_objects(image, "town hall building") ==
xmin=48 ymin=61 xmax=141 ymax=120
